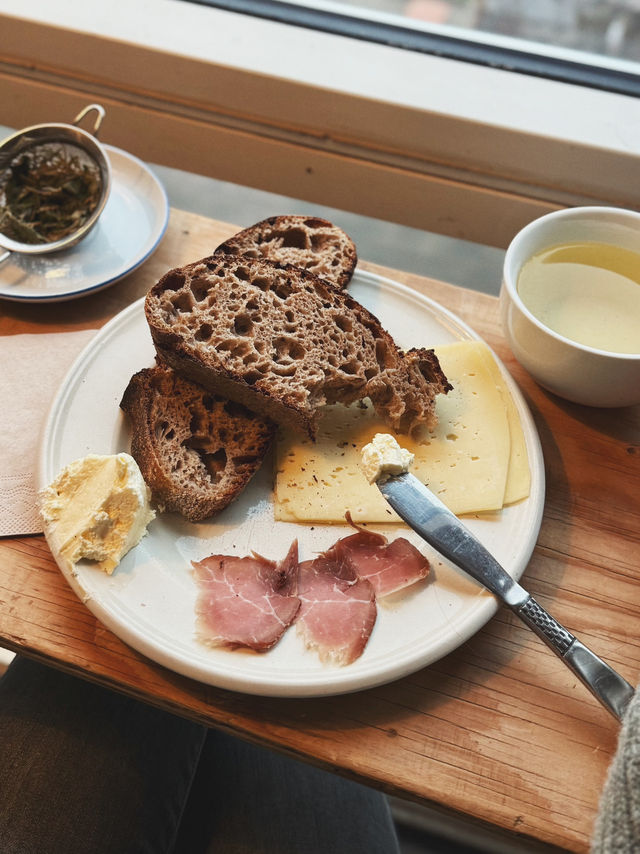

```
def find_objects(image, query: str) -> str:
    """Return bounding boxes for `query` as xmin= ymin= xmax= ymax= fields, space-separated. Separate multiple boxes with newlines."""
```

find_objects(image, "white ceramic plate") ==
xmin=0 ymin=146 xmax=168 ymax=303
xmin=39 ymin=270 xmax=545 ymax=697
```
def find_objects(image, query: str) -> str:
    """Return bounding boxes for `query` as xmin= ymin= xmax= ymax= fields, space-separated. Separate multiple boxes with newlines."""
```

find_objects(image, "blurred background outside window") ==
xmin=282 ymin=0 xmax=640 ymax=68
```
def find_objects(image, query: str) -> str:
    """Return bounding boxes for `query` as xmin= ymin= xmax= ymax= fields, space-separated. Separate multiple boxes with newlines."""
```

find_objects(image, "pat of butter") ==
xmin=39 ymin=453 xmax=155 ymax=575
xmin=361 ymin=433 xmax=414 ymax=483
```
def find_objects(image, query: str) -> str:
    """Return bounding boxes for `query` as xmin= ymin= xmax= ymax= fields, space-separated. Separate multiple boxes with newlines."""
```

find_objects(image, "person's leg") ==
xmin=174 ymin=727 xmax=401 ymax=854
xmin=0 ymin=656 xmax=207 ymax=854
xmin=1 ymin=656 xmax=401 ymax=854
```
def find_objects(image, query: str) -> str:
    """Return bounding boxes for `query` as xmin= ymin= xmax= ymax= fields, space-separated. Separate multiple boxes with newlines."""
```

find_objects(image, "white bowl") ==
xmin=500 ymin=206 xmax=640 ymax=408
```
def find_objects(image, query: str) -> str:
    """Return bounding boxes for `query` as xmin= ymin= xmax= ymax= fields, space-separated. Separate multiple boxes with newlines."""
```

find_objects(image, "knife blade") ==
xmin=378 ymin=471 xmax=634 ymax=722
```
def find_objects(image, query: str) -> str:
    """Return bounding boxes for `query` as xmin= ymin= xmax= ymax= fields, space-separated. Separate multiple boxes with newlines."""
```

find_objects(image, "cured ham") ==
xmin=190 ymin=519 xmax=428 ymax=665
xmin=328 ymin=515 xmax=430 ymax=598
xmin=192 ymin=540 xmax=300 ymax=651
xmin=296 ymin=554 xmax=376 ymax=666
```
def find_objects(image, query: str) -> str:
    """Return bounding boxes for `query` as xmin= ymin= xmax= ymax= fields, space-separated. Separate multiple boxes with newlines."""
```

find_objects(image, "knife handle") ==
xmin=515 ymin=596 xmax=634 ymax=721
xmin=517 ymin=596 xmax=574 ymax=653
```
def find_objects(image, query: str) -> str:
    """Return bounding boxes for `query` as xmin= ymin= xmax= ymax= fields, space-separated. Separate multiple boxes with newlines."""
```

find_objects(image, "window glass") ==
xmin=286 ymin=0 xmax=640 ymax=68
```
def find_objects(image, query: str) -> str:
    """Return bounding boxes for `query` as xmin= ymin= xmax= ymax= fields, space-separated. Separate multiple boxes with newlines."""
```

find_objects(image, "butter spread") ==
xmin=361 ymin=433 xmax=414 ymax=484
xmin=39 ymin=453 xmax=155 ymax=575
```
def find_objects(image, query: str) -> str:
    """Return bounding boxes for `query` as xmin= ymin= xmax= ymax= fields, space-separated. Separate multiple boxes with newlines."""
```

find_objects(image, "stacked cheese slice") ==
xmin=274 ymin=341 xmax=530 ymax=522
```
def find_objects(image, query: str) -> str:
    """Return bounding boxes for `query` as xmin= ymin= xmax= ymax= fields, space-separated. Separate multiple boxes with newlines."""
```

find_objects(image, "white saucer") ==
xmin=0 ymin=146 xmax=169 ymax=303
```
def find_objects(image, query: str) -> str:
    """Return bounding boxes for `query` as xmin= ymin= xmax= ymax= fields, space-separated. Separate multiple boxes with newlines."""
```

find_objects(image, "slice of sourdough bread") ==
xmin=214 ymin=216 xmax=357 ymax=289
xmin=120 ymin=364 xmax=275 ymax=522
xmin=145 ymin=256 xmax=451 ymax=438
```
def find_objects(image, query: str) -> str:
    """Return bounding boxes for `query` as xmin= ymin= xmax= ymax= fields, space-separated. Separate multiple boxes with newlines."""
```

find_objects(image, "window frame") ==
xmin=1 ymin=0 xmax=639 ymax=248
xmin=188 ymin=0 xmax=640 ymax=97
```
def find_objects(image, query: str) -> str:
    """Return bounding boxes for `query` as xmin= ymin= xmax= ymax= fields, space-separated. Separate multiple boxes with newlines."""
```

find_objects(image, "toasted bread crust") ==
xmin=215 ymin=215 xmax=357 ymax=289
xmin=120 ymin=365 xmax=275 ymax=522
xmin=145 ymin=256 xmax=451 ymax=438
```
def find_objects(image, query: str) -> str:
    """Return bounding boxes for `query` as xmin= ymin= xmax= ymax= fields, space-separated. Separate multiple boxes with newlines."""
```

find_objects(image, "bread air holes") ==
xmin=307 ymin=280 xmax=332 ymax=302
xmin=269 ymin=277 xmax=293 ymax=301
xmin=273 ymin=336 xmax=305 ymax=363
xmin=338 ymin=359 xmax=359 ymax=376
xmin=189 ymin=443 xmax=228 ymax=482
xmin=170 ymin=291 xmax=194 ymax=313
xmin=234 ymin=313 xmax=253 ymax=336
xmin=190 ymin=276 xmax=212 ymax=302
xmin=195 ymin=322 xmax=213 ymax=342
xmin=216 ymin=339 xmax=252 ymax=359
xmin=272 ymin=363 xmax=297 ymax=378
xmin=306 ymin=261 xmax=325 ymax=276
xmin=155 ymin=420 xmax=176 ymax=442
xmin=157 ymin=271 xmax=186 ymax=293
xmin=310 ymin=233 xmax=331 ymax=251
xmin=243 ymin=368 xmax=266 ymax=386
xmin=204 ymin=260 xmax=226 ymax=275
xmin=250 ymin=276 xmax=270 ymax=292
xmin=334 ymin=314 xmax=353 ymax=333
xmin=239 ymin=351 xmax=259 ymax=366
xmin=277 ymin=227 xmax=308 ymax=249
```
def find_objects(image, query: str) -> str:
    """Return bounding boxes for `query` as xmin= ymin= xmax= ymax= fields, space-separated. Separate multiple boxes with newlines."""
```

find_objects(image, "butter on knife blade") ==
xmin=361 ymin=433 xmax=414 ymax=484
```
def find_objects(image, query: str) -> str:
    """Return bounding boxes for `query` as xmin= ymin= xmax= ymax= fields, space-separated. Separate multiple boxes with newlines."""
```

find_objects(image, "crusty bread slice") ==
xmin=215 ymin=216 xmax=357 ymax=289
xmin=145 ymin=255 xmax=451 ymax=438
xmin=120 ymin=364 xmax=275 ymax=522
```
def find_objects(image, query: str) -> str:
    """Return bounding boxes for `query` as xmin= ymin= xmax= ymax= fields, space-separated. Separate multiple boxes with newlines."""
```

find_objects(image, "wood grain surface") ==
xmin=1 ymin=209 xmax=638 ymax=853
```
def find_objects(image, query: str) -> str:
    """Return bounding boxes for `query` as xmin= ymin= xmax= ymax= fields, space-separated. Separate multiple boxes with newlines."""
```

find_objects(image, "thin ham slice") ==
xmin=296 ymin=553 xmax=376 ymax=666
xmin=192 ymin=540 xmax=300 ymax=651
xmin=328 ymin=515 xmax=430 ymax=597
xmin=191 ymin=520 xmax=427 ymax=664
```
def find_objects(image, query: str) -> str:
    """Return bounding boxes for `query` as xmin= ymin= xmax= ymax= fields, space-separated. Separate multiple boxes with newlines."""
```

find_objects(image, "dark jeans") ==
xmin=0 ymin=657 xmax=400 ymax=854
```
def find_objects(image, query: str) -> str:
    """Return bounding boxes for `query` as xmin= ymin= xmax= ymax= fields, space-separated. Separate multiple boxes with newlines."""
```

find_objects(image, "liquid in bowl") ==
xmin=516 ymin=241 xmax=640 ymax=355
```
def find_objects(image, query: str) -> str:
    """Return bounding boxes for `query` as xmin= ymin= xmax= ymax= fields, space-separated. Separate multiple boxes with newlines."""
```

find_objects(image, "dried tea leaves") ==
xmin=0 ymin=142 xmax=102 ymax=245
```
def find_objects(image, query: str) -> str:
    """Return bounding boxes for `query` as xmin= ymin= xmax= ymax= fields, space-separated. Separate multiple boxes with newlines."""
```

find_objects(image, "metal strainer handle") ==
xmin=72 ymin=104 xmax=105 ymax=137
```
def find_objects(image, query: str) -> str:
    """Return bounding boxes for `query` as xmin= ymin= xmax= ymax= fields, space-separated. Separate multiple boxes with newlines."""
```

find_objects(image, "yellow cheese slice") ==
xmin=274 ymin=340 xmax=527 ymax=522
xmin=435 ymin=341 xmax=530 ymax=505
xmin=479 ymin=348 xmax=531 ymax=505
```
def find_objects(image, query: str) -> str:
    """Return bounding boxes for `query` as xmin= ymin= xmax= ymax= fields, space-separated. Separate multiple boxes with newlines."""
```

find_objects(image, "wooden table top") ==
xmin=1 ymin=208 xmax=638 ymax=853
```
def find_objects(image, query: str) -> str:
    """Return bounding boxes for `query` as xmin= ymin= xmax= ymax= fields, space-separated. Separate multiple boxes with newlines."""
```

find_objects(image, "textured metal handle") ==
xmin=515 ymin=596 xmax=634 ymax=721
xmin=517 ymin=596 xmax=575 ymax=654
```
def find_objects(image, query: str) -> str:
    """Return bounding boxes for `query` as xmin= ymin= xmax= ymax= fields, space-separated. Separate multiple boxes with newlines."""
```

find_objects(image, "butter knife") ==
xmin=378 ymin=471 xmax=634 ymax=722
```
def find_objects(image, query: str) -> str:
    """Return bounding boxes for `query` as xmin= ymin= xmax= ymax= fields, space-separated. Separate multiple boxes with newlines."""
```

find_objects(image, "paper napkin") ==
xmin=0 ymin=329 xmax=97 ymax=536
